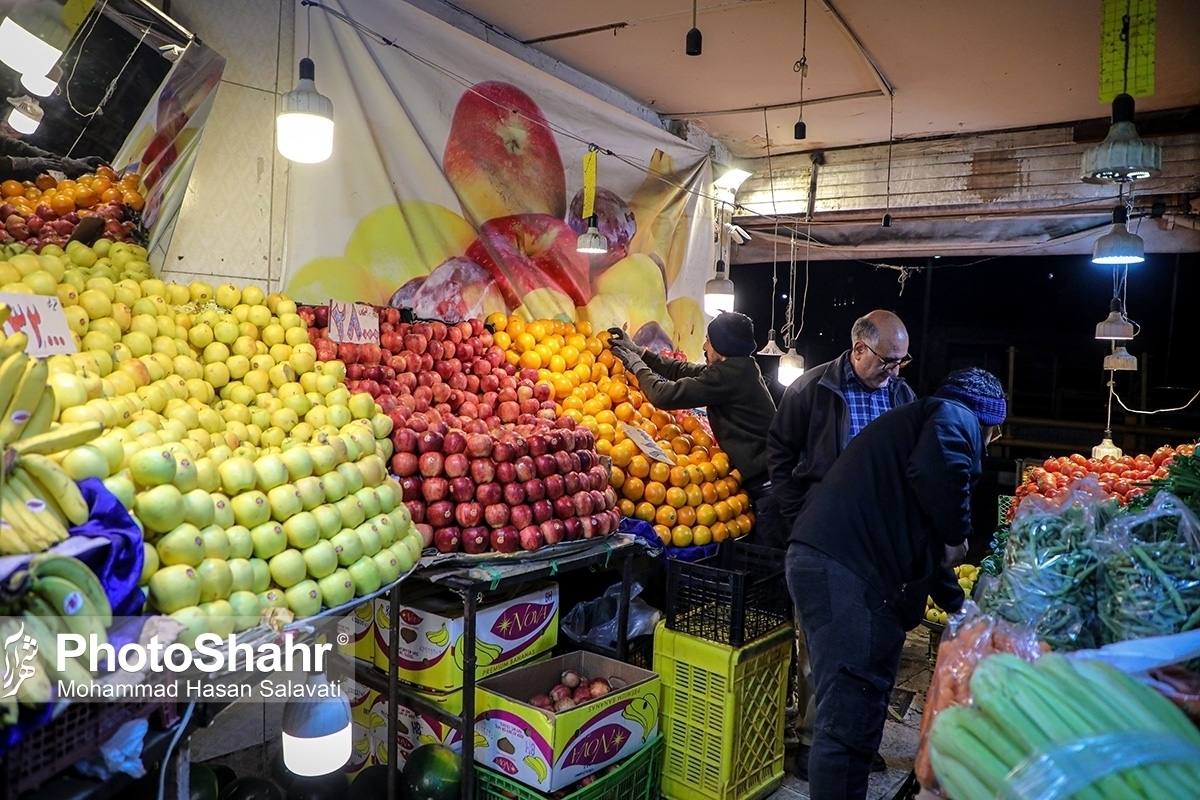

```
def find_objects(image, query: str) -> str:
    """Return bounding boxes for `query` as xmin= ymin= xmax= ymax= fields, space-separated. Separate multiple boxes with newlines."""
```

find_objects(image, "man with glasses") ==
xmin=764 ymin=310 xmax=916 ymax=772
xmin=785 ymin=368 xmax=1006 ymax=799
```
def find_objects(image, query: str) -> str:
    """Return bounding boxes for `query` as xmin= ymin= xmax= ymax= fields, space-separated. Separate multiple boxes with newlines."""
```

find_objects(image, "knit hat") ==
xmin=707 ymin=312 xmax=757 ymax=357
xmin=934 ymin=368 xmax=1007 ymax=426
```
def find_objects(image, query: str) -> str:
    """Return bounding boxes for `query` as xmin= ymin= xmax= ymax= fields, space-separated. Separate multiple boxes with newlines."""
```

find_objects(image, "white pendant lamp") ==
xmin=1094 ymin=298 xmax=1135 ymax=341
xmin=1092 ymin=207 xmax=1144 ymax=265
xmin=5 ymin=95 xmax=43 ymax=135
xmin=1103 ymin=345 xmax=1137 ymax=371
xmin=1081 ymin=94 xmax=1162 ymax=184
xmin=280 ymin=672 xmax=352 ymax=776
xmin=757 ymin=330 xmax=785 ymax=356
xmin=703 ymin=260 xmax=735 ymax=317
xmin=777 ymin=346 xmax=805 ymax=387
xmin=576 ymin=149 xmax=608 ymax=254
xmin=0 ymin=7 xmax=69 ymax=79
xmin=576 ymin=216 xmax=608 ymax=254
xmin=277 ymin=57 xmax=334 ymax=164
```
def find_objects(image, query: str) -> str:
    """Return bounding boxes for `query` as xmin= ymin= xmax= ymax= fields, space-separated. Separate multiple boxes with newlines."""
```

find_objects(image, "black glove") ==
xmin=5 ymin=155 xmax=63 ymax=179
xmin=61 ymin=156 xmax=107 ymax=178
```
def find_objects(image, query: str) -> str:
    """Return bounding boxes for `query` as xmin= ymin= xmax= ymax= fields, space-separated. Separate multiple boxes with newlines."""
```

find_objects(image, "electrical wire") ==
xmin=1112 ymin=386 xmax=1200 ymax=415
xmin=156 ymin=701 xmax=196 ymax=800
xmin=763 ymin=108 xmax=780 ymax=335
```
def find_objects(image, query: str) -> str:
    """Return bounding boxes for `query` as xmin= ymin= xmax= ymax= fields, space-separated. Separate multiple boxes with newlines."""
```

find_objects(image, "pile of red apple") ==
xmin=0 ymin=199 xmax=138 ymax=250
xmin=301 ymin=306 xmax=621 ymax=555
xmin=530 ymin=669 xmax=614 ymax=713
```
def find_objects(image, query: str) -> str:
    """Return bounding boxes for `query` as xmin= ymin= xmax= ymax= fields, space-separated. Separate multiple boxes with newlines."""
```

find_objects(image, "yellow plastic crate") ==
xmin=653 ymin=620 xmax=792 ymax=800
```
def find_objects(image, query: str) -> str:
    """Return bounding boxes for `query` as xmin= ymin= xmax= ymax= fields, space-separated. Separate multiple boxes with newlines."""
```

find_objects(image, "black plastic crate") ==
xmin=665 ymin=540 xmax=791 ymax=647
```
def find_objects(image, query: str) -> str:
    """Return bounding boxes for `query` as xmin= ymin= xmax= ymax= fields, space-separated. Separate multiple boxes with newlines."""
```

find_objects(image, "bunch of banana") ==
xmin=0 ymin=331 xmax=52 ymax=449
xmin=620 ymin=691 xmax=660 ymax=741
xmin=0 ymin=453 xmax=93 ymax=555
xmin=10 ymin=553 xmax=111 ymax=684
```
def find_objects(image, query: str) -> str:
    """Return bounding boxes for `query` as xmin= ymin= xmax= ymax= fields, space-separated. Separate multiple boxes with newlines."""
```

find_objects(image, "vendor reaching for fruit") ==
xmin=606 ymin=311 xmax=776 ymax=506
xmin=1 ymin=125 xmax=108 ymax=181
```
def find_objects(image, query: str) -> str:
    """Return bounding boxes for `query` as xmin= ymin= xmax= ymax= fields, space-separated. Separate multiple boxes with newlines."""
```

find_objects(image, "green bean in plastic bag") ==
xmin=978 ymin=477 xmax=1116 ymax=651
xmin=1096 ymin=491 xmax=1200 ymax=645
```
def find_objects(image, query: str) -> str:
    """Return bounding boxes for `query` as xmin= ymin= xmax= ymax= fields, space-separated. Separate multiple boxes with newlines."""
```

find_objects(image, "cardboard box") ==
xmin=369 ymin=689 xmax=463 ymax=770
xmin=474 ymin=651 xmax=660 ymax=792
xmin=352 ymin=596 xmax=376 ymax=662
xmin=375 ymin=581 xmax=559 ymax=693
xmin=342 ymin=678 xmax=378 ymax=778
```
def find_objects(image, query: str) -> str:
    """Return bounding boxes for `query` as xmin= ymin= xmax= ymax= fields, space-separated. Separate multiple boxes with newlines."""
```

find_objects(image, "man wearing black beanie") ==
xmin=607 ymin=311 xmax=776 ymax=500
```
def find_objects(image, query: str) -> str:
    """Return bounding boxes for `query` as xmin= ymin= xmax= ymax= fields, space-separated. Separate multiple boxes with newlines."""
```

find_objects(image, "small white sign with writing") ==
xmin=0 ymin=293 xmax=76 ymax=356
xmin=326 ymin=300 xmax=379 ymax=345
xmin=619 ymin=422 xmax=676 ymax=466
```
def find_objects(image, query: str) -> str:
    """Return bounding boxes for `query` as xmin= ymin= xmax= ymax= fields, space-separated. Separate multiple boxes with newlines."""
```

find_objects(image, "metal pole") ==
xmin=617 ymin=553 xmax=632 ymax=660
xmin=388 ymin=580 xmax=401 ymax=800
xmin=461 ymin=589 xmax=480 ymax=800
xmin=918 ymin=258 xmax=932 ymax=395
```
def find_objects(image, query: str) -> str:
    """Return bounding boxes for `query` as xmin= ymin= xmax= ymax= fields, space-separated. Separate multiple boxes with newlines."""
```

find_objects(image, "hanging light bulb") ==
xmin=794 ymin=0 xmax=809 ymax=139
xmin=703 ymin=260 xmax=735 ymax=317
xmin=576 ymin=148 xmax=608 ymax=253
xmin=281 ymin=672 xmax=352 ymax=776
xmin=777 ymin=346 xmax=805 ymax=386
xmin=0 ymin=6 xmax=70 ymax=79
xmin=1092 ymin=207 xmax=1144 ymax=265
xmin=1094 ymin=298 xmax=1135 ymax=340
xmin=1103 ymin=345 xmax=1138 ymax=371
xmin=277 ymin=57 xmax=334 ymax=163
xmin=685 ymin=0 xmax=702 ymax=55
xmin=576 ymin=215 xmax=607 ymax=254
xmin=5 ymin=95 xmax=44 ymax=135
xmin=757 ymin=330 xmax=785 ymax=356
xmin=1081 ymin=94 xmax=1162 ymax=183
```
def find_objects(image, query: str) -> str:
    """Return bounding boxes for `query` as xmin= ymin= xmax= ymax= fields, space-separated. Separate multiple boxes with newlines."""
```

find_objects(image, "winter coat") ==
xmin=767 ymin=351 xmax=916 ymax=522
xmin=631 ymin=351 xmax=777 ymax=489
xmin=787 ymin=397 xmax=981 ymax=629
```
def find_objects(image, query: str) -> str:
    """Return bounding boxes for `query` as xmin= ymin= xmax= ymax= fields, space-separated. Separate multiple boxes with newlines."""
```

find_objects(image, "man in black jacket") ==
xmin=1 ymin=126 xmax=106 ymax=181
xmin=608 ymin=311 xmax=776 ymax=499
xmin=787 ymin=367 xmax=1006 ymax=800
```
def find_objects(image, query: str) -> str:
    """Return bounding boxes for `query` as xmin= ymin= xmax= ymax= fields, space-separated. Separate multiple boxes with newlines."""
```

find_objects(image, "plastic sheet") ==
xmin=1095 ymin=491 xmax=1200 ymax=645
xmin=562 ymin=580 xmax=661 ymax=650
xmin=977 ymin=478 xmax=1115 ymax=651
xmin=914 ymin=602 xmax=1048 ymax=792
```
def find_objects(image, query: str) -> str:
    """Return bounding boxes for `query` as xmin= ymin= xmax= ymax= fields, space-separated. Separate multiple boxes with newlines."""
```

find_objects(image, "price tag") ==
xmin=619 ymin=422 xmax=676 ymax=466
xmin=326 ymin=299 xmax=380 ymax=344
xmin=0 ymin=293 xmax=76 ymax=356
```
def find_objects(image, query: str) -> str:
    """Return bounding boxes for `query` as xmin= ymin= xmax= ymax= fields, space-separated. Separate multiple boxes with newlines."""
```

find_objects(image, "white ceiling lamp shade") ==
xmin=576 ymin=149 xmax=608 ymax=254
xmin=1094 ymin=299 xmax=1135 ymax=341
xmin=6 ymin=95 xmax=44 ymax=135
xmin=576 ymin=215 xmax=607 ymax=254
xmin=280 ymin=673 xmax=352 ymax=776
xmin=1092 ymin=437 xmax=1123 ymax=459
xmin=1081 ymin=94 xmax=1162 ymax=184
xmin=277 ymin=58 xmax=334 ymax=164
xmin=21 ymin=65 xmax=62 ymax=98
xmin=1103 ymin=346 xmax=1138 ymax=371
xmin=0 ymin=7 xmax=70 ymax=79
xmin=777 ymin=346 xmax=805 ymax=386
xmin=757 ymin=329 xmax=785 ymax=356
xmin=1092 ymin=207 xmax=1144 ymax=265
xmin=703 ymin=260 xmax=735 ymax=317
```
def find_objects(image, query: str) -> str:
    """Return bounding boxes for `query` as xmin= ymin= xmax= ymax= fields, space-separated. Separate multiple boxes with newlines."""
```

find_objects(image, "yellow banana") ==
xmin=0 ymin=516 xmax=31 ymax=555
xmin=523 ymin=755 xmax=548 ymax=782
xmin=29 ymin=575 xmax=109 ymax=649
xmin=20 ymin=610 xmax=93 ymax=687
xmin=20 ymin=390 xmax=56 ymax=441
xmin=0 ymin=356 xmax=48 ymax=446
xmin=0 ymin=482 xmax=55 ymax=551
xmin=426 ymin=622 xmax=449 ymax=647
xmin=7 ymin=470 xmax=69 ymax=544
xmin=0 ymin=331 xmax=27 ymax=361
xmin=11 ymin=421 xmax=104 ymax=457
xmin=19 ymin=454 xmax=89 ymax=526
xmin=352 ymin=735 xmax=370 ymax=756
xmin=10 ymin=466 xmax=69 ymax=532
xmin=477 ymin=640 xmax=502 ymax=666
xmin=473 ymin=731 xmax=488 ymax=749
xmin=29 ymin=553 xmax=111 ymax=627
xmin=0 ymin=352 xmax=27 ymax=418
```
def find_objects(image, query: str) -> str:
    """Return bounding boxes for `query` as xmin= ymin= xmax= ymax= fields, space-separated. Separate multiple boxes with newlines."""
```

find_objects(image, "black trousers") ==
xmin=785 ymin=543 xmax=906 ymax=800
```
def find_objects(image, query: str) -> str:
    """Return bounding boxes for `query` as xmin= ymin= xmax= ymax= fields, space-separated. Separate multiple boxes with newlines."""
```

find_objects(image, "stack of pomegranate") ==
xmin=303 ymin=308 xmax=620 ymax=555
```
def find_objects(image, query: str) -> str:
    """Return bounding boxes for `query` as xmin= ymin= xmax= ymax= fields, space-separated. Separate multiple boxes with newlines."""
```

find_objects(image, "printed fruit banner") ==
xmin=281 ymin=0 xmax=714 ymax=359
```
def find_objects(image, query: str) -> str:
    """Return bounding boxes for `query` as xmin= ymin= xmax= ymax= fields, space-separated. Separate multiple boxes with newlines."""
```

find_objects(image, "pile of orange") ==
xmin=0 ymin=166 xmax=145 ymax=219
xmin=486 ymin=315 xmax=753 ymax=548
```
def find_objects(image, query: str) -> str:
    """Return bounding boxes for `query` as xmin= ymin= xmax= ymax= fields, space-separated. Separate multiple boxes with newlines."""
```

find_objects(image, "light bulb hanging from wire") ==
xmin=576 ymin=146 xmax=608 ymax=254
xmin=793 ymin=0 xmax=809 ymax=139
xmin=758 ymin=109 xmax=785 ymax=357
xmin=278 ymin=2 xmax=334 ymax=163
xmin=686 ymin=0 xmax=702 ymax=55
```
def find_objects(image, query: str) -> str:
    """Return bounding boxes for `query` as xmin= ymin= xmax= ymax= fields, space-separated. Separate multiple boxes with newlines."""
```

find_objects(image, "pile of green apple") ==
xmin=19 ymin=240 xmax=409 ymax=636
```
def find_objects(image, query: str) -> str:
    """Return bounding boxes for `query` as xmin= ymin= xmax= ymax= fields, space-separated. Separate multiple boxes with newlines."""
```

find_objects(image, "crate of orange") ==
xmin=665 ymin=539 xmax=791 ymax=648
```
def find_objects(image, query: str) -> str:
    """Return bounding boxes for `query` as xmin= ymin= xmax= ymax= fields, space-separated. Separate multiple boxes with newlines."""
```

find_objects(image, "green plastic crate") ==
xmin=655 ymin=620 xmax=792 ymax=800
xmin=474 ymin=734 xmax=663 ymax=800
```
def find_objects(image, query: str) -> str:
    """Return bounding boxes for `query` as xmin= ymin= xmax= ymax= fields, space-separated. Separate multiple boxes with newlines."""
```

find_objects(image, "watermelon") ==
xmin=286 ymin=772 xmax=348 ymax=800
xmin=221 ymin=776 xmax=284 ymax=800
xmin=190 ymin=765 xmax=220 ymax=800
xmin=400 ymin=744 xmax=461 ymax=800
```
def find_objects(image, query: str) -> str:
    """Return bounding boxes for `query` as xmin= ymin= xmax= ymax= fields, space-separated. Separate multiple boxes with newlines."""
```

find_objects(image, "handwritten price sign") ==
xmin=326 ymin=300 xmax=380 ymax=345
xmin=619 ymin=422 xmax=677 ymax=466
xmin=0 ymin=294 xmax=76 ymax=356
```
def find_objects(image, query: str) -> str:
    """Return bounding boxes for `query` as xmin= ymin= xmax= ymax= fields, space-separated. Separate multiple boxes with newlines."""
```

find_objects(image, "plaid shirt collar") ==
xmin=842 ymin=356 xmax=893 ymax=440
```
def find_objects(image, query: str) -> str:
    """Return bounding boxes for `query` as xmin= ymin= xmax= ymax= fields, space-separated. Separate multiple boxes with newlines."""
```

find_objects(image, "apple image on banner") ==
xmin=466 ymin=214 xmax=591 ymax=309
xmin=407 ymin=257 xmax=506 ymax=324
xmin=443 ymin=81 xmax=566 ymax=225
